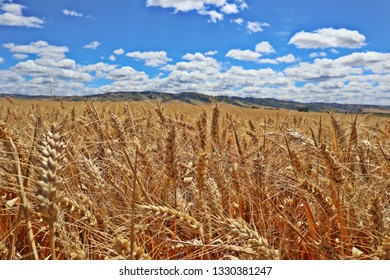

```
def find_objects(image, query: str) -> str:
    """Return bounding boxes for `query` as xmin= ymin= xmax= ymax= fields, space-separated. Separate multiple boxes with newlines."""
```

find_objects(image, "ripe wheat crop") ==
xmin=0 ymin=98 xmax=389 ymax=260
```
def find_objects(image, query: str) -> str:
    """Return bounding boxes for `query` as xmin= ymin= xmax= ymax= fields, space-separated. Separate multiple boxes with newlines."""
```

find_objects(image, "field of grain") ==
xmin=0 ymin=98 xmax=389 ymax=260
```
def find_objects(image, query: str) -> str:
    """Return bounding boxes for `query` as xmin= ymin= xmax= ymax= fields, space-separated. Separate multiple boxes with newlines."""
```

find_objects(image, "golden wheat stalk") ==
xmin=9 ymin=138 xmax=39 ymax=260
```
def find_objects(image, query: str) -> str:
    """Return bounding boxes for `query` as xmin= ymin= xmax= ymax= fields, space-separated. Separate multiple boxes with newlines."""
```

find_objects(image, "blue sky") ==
xmin=0 ymin=0 xmax=389 ymax=105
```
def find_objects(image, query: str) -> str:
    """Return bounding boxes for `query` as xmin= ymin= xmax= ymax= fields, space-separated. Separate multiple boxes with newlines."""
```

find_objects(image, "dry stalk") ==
xmin=9 ymin=138 xmax=39 ymax=260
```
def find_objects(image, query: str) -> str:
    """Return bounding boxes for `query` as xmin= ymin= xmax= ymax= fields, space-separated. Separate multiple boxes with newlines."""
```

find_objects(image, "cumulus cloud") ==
xmin=126 ymin=51 xmax=172 ymax=67
xmin=4 ymin=41 xmax=69 ymax=60
xmin=336 ymin=51 xmax=390 ymax=74
xmin=276 ymin=54 xmax=297 ymax=63
xmin=104 ymin=66 xmax=148 ymax=81
xmin=146 ymin=0 xmax=226 ymax=12
xmin=0 ymin=57 xmax=3 ymax=63
xmin=113 ymin=48 xmax=125 ymax=55
xmin=0 ymin=3 xmax=44 ymax=28
xmin=226 ymin=49 xmax=261 ymax=61
xmin=2 ymin=38 xmax=389 ymax=105
xmin=63 ymin=9 xmax=83 ymax=17
xmin=200 ymin=10 xmax=224 ymax=23
xmin=309 ymin=52 xmax=327 ymax=58
xmin=146 ymin=0 xmax=247 ymax=23
xmin=221 ymin=3 xmax=239 ymax=14
xmin=162 ymin=53 xmax=220 ymax=74
xmin=284 ymin=58 xmax=363 ymax=82
xmin=81 ymin=62 xmax=117 ymax=74
xmin=13 ymin=53 xmax=29 ymax=60
xmin=205 ymin=50 xmax=218 ymax=56
xmin=288 ymin=27 xmax=366 ymax=49
xmin=257 ymin=54 xmax=297 ymax=65
xmin=182 ymin=52 xmax=208 ymax=61
xmin=12 ymin=58 xmax=92 ymax=82
xmin=257 ymin=58 xmax=278 ymax=64
xmin=83 ymin=41 xmax=101 ymax=50
xmin=226 ymin=43 xmax=296 ymax=64
xmin=232 ymin=18 xmax=244 ymax=25
xmin=255 ymin=41 xmax=276 ymax=53
xmin=246 ymin=21 xmax=270 ymax=33
xmin=109 ymin=48 xmax=125 ymax=61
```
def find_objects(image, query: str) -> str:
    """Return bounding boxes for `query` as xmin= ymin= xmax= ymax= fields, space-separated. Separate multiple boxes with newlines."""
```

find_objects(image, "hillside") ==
xmin=1 ymin=91 xmax=389 ymax=113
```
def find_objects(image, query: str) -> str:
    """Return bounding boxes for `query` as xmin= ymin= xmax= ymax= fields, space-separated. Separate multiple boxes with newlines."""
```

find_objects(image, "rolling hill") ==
xmin=1 ymin=91 xmax=389 ymax=114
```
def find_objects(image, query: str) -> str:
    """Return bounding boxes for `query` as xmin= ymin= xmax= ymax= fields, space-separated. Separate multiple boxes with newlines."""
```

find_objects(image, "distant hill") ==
xmin=1 ymin=91 xmax=389 ymax=114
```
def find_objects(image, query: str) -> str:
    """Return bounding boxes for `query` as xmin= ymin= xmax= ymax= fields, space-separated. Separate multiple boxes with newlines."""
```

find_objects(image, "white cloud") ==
xmin=199 ymin=9 xmax=223 ymax=23
xmin=83 ymin=41 xmax=101 ymax=50
xmin=247 ymin=21 xmax=270 ymax=33
xmin=232 ymin=17 xmax=244 ymax=25
xmin=205 ymin=50 xmax=218 ymax=56
xmin=12 ymin=58 xmax=92 ymax=82
xmin=0 ymin=3 xmax=44 ymax=28
xmin=182 ymin=52 xmax=208 ymax=61
xmin=82 ymin=62 xmax=117 ymax=74
xmin=330 ymin=48 xmax=339 ymax=54
xmin=1 ymin=37 xmax=389 ymax=105
xmin=257 ymin=58 xmax=278 ymax=64
xmin=208 ymin=10 xmax=224 ymax=22
xmin=57 ymin=68 xmax=93 ymax=81
xmin=257 ymin=54 xmax=297 ymax=65
xmin=284 ymin=58 xmax=363 ymax=82
xmin=146 ymin=0 xmax=247 ymax=23
xmin=0 ymin=70 xmax=24 ymax=84
xmin=309 ymin=52 xmax=327 ymax=58
xmin=4 ymin=41 xmax=69 ymax=60
xmin=63 ymin=9 xmax=83 ymax=17
xmin=109 ymin=55 xmax=116 ymax=61
xmin=236 ymin=0 xmax=248 ymax=10
xmin=276 ymin=54 xmax=297 ymax=63
xmin=226 ymin=49 xmax=261 ymax=61
xmin=161 ymin=53 xmax=220 ymax=74
xmin=255 ymin=41 xmax=276 ymax=53
xmin=104 ymin=66 xmax=148 ymax=81
xmin=336 ymin=51 xmax=390 ymax=74
xmin=0 ymin=57 xmax=3 ymax=63
xmin=126 ymin=51 xmax=172 ymax=67
xmin=146 ymin=0 xmax=226 ymax=13
xmin=289 ymin=27 xmax=366 ymax=49
xmin=223 ymin=66 xmax=289 ymax=89
xmin=36 ymin=58 xmax=77 ymax=69
xmin=113 ymin=48 xmax=125 ymax=55
xmin=221 ymin=3 xmax=238 ymax=14
xmin=13 ymin=53 xmax=29 ymax=60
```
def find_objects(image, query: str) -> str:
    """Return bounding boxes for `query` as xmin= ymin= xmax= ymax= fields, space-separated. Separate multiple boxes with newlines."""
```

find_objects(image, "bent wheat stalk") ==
xmin=9 ymin=138 xmax=39 ymax=260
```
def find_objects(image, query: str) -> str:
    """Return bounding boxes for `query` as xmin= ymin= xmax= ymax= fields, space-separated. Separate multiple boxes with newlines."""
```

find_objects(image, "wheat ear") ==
xmin=35 ymin=125 xmax=65 ymax=260
xmin=139 ymin=205 xmax=203 ymax=235
xmin=223 ymin=218 xmax=279 ymax=260
xmin=369 ymin=194 xmax=384 ymax=250
xmin=211 ymin=103 xmax=220 ymax=147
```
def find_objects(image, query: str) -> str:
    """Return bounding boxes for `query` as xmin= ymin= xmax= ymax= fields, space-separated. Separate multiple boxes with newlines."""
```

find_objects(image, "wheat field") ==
xmin=0 ymin=98 xmax=389 ymax=260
